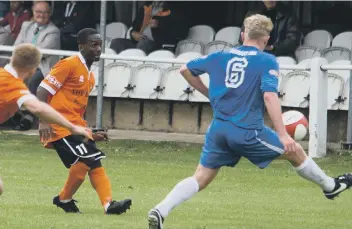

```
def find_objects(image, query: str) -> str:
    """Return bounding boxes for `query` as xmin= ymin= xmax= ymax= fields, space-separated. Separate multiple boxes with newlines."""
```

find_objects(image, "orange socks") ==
xmin=59 ymin=161 xmax=90 ymax=201
xmin=89 ymin=167 xmax=112 ymax=208
xmin=58 ymin=162 xmax=113 ymax=210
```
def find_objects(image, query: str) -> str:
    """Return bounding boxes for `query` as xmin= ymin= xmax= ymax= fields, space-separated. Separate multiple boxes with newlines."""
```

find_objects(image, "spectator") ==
xmin=239 ymin=1 xmax=301 ymax=57
xmin=51 ymin=1 xmax=95 ymax=51
xmin=0 ymin=1 xmax=31 ymax=46
xmin=12 ymin=0 xmax=60 ymax=131
xmin=110 ymin=1 xmax=187 ymax=55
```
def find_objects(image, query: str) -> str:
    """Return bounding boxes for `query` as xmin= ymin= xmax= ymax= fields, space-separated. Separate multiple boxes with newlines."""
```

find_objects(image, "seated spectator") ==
xmin=0 ymin=1 xmax=30 ymax=46
xmin=110 ymin=1 xmax=187 ymax=55
xmin=12 ymin=0 xmax=60 ymax=131
xmin=239 ymin=1 xmax=301 ymax=57
xmin=52 ymin=1 xmax=95 ymax=51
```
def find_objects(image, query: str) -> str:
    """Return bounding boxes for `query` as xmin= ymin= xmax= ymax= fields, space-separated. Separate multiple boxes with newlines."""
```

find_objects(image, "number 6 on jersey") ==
xmin=225 ymin=57 xmax=248 ymax=88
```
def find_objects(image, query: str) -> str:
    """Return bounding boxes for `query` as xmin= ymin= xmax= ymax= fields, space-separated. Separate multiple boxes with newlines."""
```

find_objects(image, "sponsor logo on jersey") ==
xmin=72 ymin=89 xmax=89 ymax=97
xmin=46 ymin=75 xmax=63 ymax=89
xmin=73 ymin=98 xmax=87 ymax=109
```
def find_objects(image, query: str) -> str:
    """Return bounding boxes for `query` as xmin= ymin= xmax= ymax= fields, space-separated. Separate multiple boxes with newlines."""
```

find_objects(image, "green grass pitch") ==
xmin=0 ymin=132 xmax=352 ymax=229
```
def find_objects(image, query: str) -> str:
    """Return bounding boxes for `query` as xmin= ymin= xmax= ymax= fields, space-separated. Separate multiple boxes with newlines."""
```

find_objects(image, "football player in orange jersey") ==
xmin=0 ymin=43 xmax=93 ymax=197
xmin=36 ymin=28 xmax=132 ymax=214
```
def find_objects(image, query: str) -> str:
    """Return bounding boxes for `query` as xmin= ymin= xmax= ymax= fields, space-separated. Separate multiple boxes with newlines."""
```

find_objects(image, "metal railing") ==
xmin=0 ymin=45 xmax=348 ymax=157
xmin=321 ymin=63 xmax=352 ymax=150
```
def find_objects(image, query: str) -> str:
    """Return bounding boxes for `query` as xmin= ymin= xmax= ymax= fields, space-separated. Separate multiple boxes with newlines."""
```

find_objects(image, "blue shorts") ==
xmin=200 ymin=119 xmax=285 ymax=169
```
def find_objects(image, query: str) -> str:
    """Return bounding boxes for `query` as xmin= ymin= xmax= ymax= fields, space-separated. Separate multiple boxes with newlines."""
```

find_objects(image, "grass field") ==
xmin=0 ymin=132 xmax=352 ymax=229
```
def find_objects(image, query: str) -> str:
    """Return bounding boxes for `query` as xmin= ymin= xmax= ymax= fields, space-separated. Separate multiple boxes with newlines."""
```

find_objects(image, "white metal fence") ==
xmin=0 ymin=45 xmax=351 ymax=158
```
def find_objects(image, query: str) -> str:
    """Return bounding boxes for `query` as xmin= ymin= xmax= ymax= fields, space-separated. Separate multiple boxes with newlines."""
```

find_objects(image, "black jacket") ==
xmin=239 ymin=2 xmax=301 ymax=57
xmin=130 ymin=2 xmax=187 ymax=47
xmin=52 ymin=1 xmax=95 ymax=35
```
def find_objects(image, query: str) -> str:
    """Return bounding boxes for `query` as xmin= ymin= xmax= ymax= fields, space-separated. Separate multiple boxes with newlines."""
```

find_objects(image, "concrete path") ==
xmin=1 ymin=129 xmax=342 ymax=151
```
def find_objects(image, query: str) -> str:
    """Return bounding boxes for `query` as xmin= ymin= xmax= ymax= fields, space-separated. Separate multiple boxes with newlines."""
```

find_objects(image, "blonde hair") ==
xmin=243 ymin=14 xmax=273 ymax=40
xmin=11 ymin=43 xmax=42 ymax=70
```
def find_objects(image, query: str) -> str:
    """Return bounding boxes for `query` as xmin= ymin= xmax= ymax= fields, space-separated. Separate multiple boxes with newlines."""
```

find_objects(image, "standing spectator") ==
xmin=12 ymin=0 xmax=60 ymax=131
xmin=239 ymin=1 xmax=301 ymax=57
xmin=0 ymin=1 xmax=31 ymax=46
xmin=51 ymin=1 xmax=95 ymax=51
xmin=110 ymin=1 xmax=187 ymax=55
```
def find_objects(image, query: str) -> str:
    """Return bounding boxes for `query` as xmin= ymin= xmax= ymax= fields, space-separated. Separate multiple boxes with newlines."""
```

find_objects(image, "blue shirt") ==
xmin=186 ymin=45 xmax=279 ymax=129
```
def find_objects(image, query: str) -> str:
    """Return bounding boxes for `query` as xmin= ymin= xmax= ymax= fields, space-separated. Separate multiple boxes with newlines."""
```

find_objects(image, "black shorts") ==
xmin=51 ymin=135 xmax=106 ymax=168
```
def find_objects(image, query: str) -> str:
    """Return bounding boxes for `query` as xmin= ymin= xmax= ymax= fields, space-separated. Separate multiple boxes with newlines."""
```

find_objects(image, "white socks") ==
xmin=295 ymin=157 xmax=335 ymax=192
xmin=153 ymin=158 xmax=335 ymax=219
xmin=155 ymin=176 xmax=199 ymax=218
xmin=104 ymin=202 xmax=111 ymax=211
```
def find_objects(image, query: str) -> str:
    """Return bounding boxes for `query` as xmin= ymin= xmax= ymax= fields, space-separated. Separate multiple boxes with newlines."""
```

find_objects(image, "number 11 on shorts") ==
xmin=75 ymin=143 xmax=88 ymax=155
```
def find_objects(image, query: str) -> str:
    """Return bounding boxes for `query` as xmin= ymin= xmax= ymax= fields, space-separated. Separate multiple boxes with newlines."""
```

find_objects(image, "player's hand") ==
xmin=131 ymin=31 xmax=146 ymax=41
xmin=279 ymin=134 xmax=297 ymax=153
xmin=39 ymin=122 xmax=54 ymax=143
xmin=70 ymin=125 xmax=91 ymax=142
xmin=92 ymin=131 xmax=109 ymax=142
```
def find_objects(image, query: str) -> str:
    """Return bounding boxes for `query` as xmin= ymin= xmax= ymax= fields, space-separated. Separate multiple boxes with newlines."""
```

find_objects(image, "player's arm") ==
xmin=261 ymin=57 xmax=288 ymax=137
xmin=263 ymin=92 xmax=286 ymax=136
xmin=22 ymin=98 xmax=76 ymax=132
xmin=36 ymin=60 xmax=67 ymax=117
xmin=35 ymin=60 xmax=88 ymax=140
xmin=6 ymin=85 xmax=90 ymax=141
xmin=36 ymin=86 xmax=51 ymax=103
xmin=180 ymin=65 xmax=208 ymax=98
xmin=23 ymin=98 xmax=90 ymax=141
xmin=36 ymin=60 xmax=67 ymax=140
xmin=36 ymin=85 xmax=91 ymax=141
xmin=180 ymin=54 xmax=216 ymax=98
xmin=36 ymin=59 xmax=70 ymax=105
xmin=264 ymin=89 xmax=297 ymax=152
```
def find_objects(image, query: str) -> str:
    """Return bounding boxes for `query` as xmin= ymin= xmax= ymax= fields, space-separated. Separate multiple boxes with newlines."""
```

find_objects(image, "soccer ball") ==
xmin=282 ymin=110 xmax=308 ymax=141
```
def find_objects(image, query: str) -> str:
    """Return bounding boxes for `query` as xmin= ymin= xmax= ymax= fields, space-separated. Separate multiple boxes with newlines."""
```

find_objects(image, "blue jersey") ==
xmin=186 ymin=45 xmax=280 ymax=129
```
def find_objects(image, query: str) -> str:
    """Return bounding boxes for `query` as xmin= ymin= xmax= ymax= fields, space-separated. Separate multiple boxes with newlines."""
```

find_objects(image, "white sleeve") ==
xmin=17 ymin=94 xmax=37 ymax=109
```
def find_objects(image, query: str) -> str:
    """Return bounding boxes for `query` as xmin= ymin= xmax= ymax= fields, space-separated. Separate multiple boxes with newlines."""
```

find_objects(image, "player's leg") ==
xmin=148 ymin=119 xmax=240 ymax=229
xmin=244 ymin=126 xmax=352 ymax=199
xmin=58 ymin=161 xmax=89 ymax=201
xmin=52 ymin=135 xmax=132 ymax=214
xmin=277 ymin=141 xmax=352 ymax=199
xmin=52 ymin=161 xmax=88 ymax=213
xmin=148 ymin=164 xmax=219 ymax=229
xmin=51 ymin=136 xmax=90 ymax=213
xmin=87 ymin=158 xmax=132 ymax=215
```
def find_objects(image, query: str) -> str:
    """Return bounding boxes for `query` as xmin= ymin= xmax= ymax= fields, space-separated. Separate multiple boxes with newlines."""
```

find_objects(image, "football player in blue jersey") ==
xmin=147 ymin=14 xmax=352 ymax=229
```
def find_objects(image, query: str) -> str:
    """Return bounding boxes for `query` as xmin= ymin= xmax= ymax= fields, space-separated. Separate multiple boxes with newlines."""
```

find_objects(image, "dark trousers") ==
xmin=61 ymin=34 xmax=78 ymax=51
xmin=13 ymin=69 xmax=44 ymax=129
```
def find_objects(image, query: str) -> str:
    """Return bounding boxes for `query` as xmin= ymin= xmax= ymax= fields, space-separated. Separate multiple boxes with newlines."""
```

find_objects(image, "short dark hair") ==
xmin=77 ymin=28 xmax=99 ymax=45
